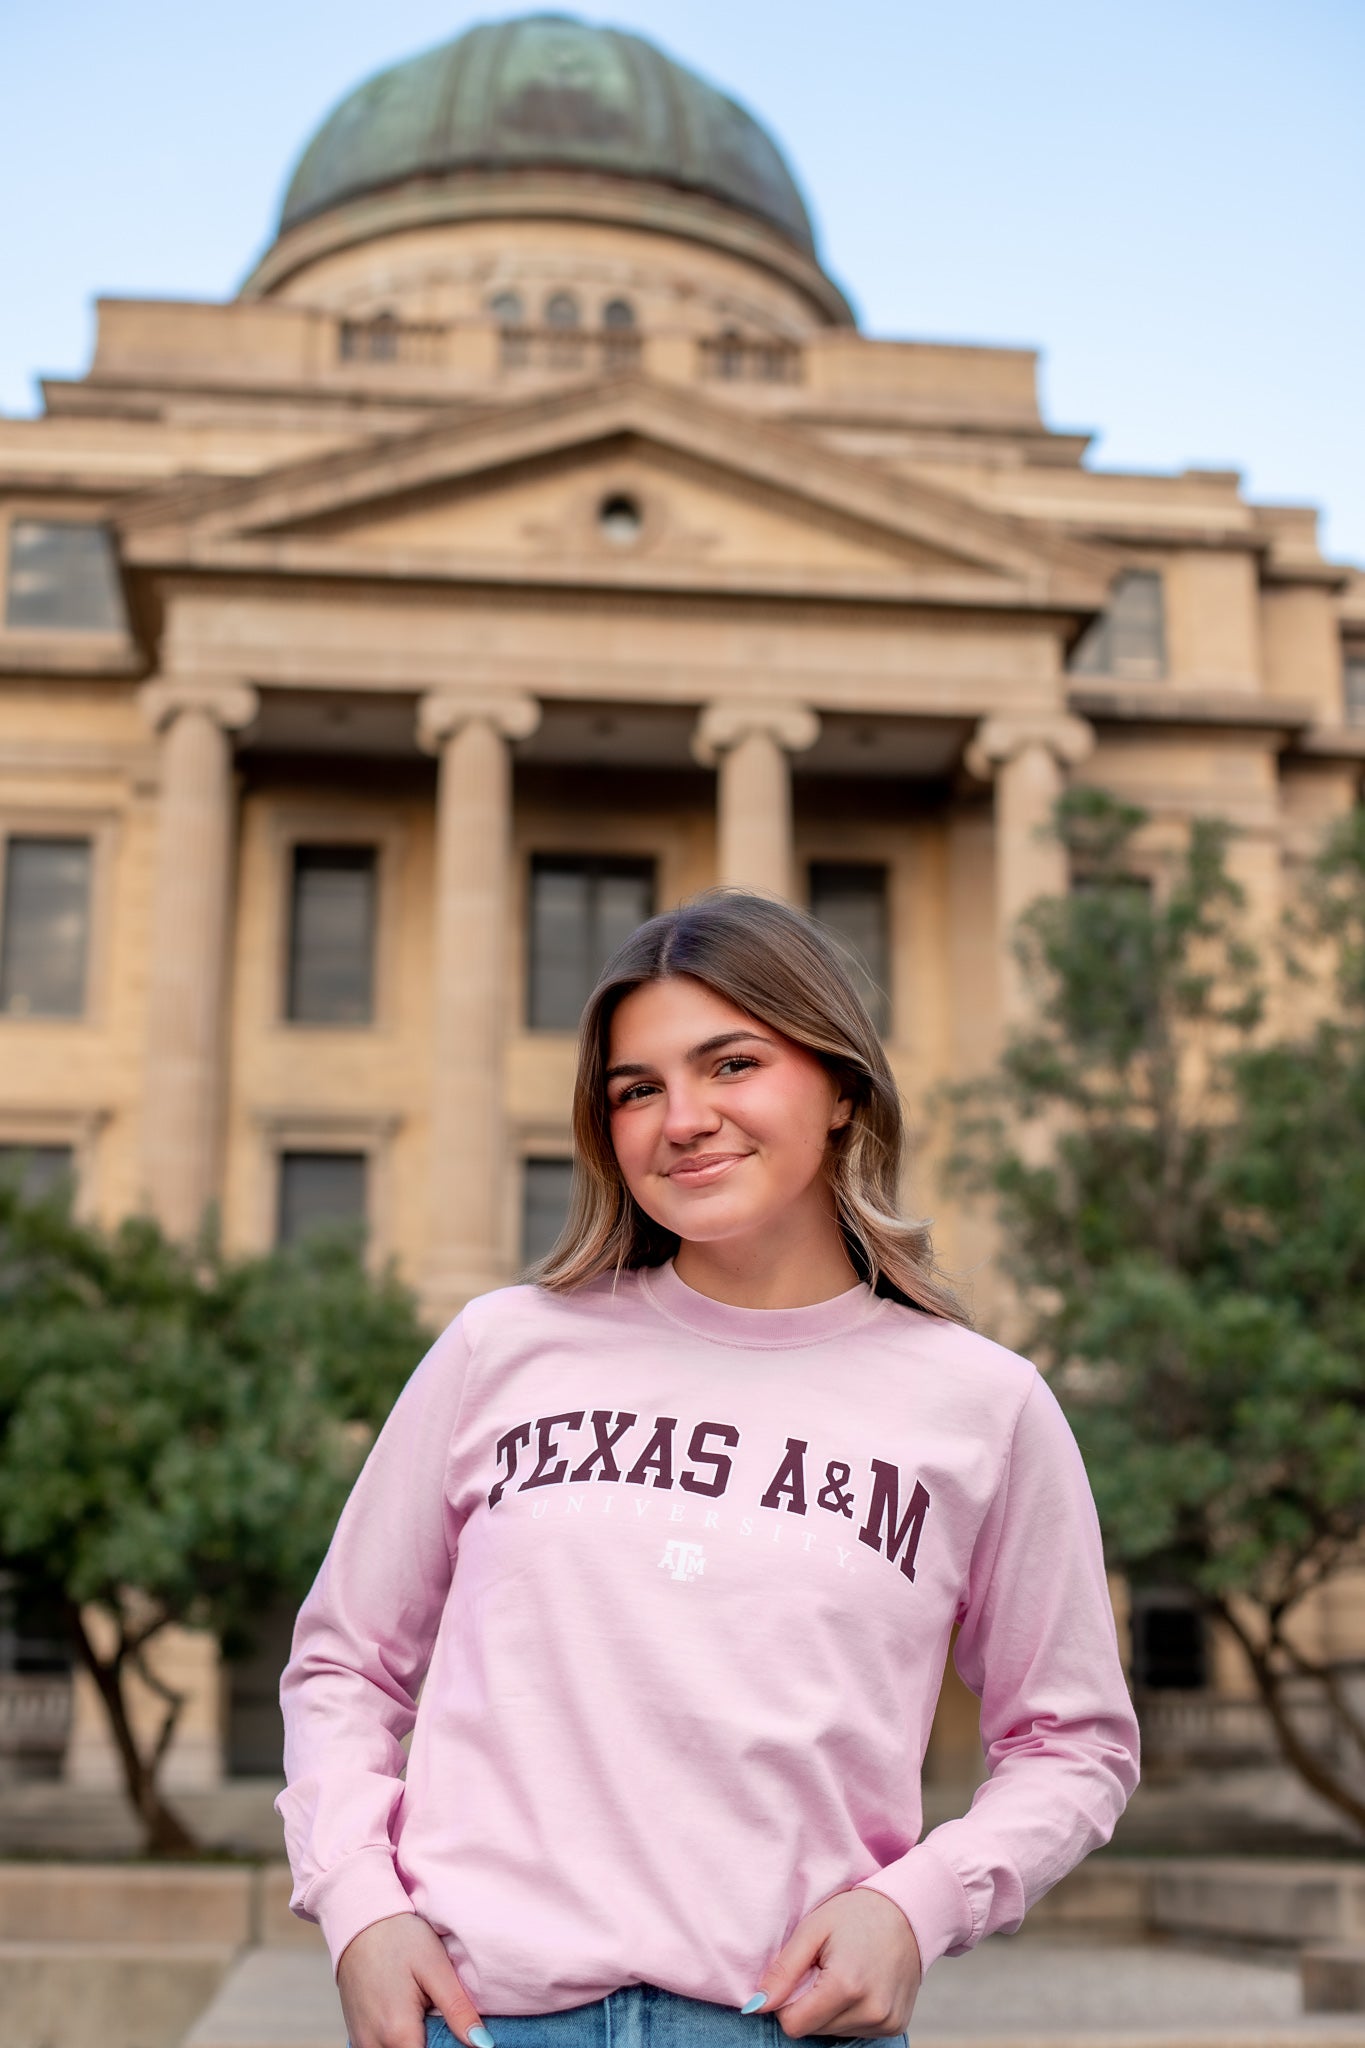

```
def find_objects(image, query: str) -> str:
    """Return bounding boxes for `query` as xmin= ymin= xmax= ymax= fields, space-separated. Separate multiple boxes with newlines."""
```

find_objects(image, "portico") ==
xmin=113 ymin=374 xmax=1116 ymax=1305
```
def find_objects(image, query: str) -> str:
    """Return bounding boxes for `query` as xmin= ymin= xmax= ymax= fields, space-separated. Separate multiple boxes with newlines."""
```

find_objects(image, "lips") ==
xmin=665 ymin=1152 xmax=750 ymax=1184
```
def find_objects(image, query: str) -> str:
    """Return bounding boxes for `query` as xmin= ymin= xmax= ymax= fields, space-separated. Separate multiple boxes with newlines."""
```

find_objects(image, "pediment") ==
xmin=117 ymin=377 xmax=1115 ymax=609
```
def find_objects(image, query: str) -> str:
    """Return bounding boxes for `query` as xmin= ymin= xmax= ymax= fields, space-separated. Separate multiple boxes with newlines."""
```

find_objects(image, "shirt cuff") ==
xmin=304 ymin=1845 xmax=418 ymax=1978
xmin=853 ymin=1840 xmax=975 ymax=1975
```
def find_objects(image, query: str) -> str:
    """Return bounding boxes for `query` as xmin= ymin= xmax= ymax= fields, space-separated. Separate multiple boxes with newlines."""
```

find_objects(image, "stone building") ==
xmin=2 ymin=13 xmax=1363 ymax=1802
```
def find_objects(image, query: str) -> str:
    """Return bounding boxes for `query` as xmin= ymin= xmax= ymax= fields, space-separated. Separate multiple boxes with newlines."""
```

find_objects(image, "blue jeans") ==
xmin=423 ymin=1990 xmax=907 ymax=2047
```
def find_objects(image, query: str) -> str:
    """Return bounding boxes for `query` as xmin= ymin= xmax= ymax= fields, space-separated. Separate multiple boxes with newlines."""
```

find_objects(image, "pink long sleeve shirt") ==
xmin=276 ymin=1260 xmax=1140 ymax=2014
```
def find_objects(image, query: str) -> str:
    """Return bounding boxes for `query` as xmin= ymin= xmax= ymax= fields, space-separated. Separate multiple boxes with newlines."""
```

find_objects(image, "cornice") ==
xmin=237 ymin=169 xmax=856 ymax=328
xmin=118 ymin=538 xmax=1109 ymax=616
xmin=1068 ymin=685 xmax=1315 ymax=734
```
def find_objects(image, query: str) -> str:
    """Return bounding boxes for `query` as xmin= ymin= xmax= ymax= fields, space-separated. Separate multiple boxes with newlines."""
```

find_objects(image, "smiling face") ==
xmin=604 ymin=974 xmax=853 ymax=1257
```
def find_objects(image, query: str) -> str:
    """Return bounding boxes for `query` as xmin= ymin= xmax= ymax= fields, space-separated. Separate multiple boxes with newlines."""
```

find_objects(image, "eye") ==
xmin=610 ymin=1079 xmax=657 ymax=1106
xmin=716 ymin=1055 xmax=759 ymax=1077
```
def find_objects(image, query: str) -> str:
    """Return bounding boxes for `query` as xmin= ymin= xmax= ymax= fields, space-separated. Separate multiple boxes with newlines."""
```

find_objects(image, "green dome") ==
xmin=278 ymin=12 xmax=820 ymax=259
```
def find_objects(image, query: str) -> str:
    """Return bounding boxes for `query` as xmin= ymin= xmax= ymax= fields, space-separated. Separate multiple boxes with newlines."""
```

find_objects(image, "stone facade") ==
xmin=2 ymin=16 xmax=1363 ymax=1796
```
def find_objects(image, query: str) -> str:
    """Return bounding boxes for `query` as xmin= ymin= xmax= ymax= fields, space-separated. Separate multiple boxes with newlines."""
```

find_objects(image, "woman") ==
xmin=277 ymin=888 xmax=1140 ymax=2048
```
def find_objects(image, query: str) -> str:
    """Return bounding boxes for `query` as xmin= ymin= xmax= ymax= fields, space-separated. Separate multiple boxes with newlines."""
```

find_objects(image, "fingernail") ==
xmin=470 ymin=2029 xmax=496 ymax=2047
xmin=740 ymin=1992 xmax=768 ymax=2014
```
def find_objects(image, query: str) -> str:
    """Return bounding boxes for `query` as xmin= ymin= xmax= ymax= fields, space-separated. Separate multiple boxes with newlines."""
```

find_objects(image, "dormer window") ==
xmin=602 ymin=298 xmax=636 ymax=330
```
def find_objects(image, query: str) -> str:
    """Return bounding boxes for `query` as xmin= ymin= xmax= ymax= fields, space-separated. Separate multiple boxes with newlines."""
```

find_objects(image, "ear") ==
xmin=828 ymin=1091 xmax=854 ymax=1133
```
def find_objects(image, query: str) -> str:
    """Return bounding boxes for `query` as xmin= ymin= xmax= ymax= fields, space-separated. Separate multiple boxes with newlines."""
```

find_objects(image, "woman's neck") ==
xmin=672 ymin=1219 xmax=861 ymax=1311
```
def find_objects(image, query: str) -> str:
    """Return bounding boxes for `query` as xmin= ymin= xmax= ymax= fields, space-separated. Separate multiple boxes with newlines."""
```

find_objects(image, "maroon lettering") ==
xmin=521 ymin=1411 xmax=586 ymax=1490
xmin=817 ymin=1461 xmax=855 ymax=1517
xmin=625 ymin=1416 xmax=677 ymax=1488
xmin=760 ymin=1437 xmax=809 ymax=1516
xmin=488 ymin=1422 xmax=532 ymax=1509
xmin=679 ymin=1420 xmax=739 ymax=1497
xmin=858 ymin=1465 xmax=931 ymax=1581
xmin=569 ymin=1409 xmax=638 ymax=1484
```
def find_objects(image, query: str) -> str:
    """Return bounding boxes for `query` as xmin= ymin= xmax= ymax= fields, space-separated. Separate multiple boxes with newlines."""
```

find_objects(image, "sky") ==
xmin=3 ymin=0 xmax=1363 ymax=563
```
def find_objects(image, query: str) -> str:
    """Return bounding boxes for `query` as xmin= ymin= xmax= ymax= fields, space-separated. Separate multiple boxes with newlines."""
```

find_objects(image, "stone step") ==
xmin=909 ymin=1935 xmax=1365 ymax=2046
xmin=0 ymin=1857 xmax=326 ymax=1949
xmin=172 ymin=1938 xmax=1365 ymax=2048
xmin=0 ymin=1860 xmax=254 ymax=1944
xmin=1144 ymin=1860 xmax=1365 ymax=1948
xmin=183 ymin=1948 xmax=341 ymax=2048
xmin=0 ymin=1938 xmax=237 ymax=2048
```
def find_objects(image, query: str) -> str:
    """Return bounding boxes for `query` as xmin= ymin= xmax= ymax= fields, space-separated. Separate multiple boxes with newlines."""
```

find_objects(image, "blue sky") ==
xmin=3 ymin=0 xmax=1362 ymax=562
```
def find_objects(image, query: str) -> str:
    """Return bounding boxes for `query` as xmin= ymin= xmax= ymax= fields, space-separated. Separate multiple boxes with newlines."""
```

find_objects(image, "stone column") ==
xmin=417 ymin=690 xmax=540 ymax=1322
xmin=137 ymin=679 xmax=258 ymax=1237
xmin=691 ymin=700 xmax=820 ymax=900
xmin=965 ymin=713 xmax=1095 ymax=1022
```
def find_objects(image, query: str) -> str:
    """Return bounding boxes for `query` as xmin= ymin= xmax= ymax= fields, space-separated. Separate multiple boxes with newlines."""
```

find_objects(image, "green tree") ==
xmin=947 ymin=789 xmax=1365 ymax=1834
xmin=0 ymin=1185 xmax=432 ymax=1853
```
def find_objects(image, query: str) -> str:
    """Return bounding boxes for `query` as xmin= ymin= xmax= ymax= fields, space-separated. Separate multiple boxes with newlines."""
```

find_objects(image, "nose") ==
xmin=660 ymin=1074 xmax=722 ymax=1146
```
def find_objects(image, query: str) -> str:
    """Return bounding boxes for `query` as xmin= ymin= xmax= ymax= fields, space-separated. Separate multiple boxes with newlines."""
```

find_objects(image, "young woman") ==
xmin=277 ymin=889 xmax=1140 ymax=2048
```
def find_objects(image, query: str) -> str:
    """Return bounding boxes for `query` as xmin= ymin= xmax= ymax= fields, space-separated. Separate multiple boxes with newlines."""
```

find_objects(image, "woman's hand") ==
xmin=337 ymin=1912 xmax=494 ymax=2048
xmin=747 ymin=1888 xmax=922 ymax=2040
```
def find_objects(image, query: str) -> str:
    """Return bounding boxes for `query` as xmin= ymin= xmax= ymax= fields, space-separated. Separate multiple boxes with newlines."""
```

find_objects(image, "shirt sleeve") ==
xmin=274 ymin=1311 xmax=474 ymax=1976
xmin=852 ymin=1368 xmax=1141 ymax=1975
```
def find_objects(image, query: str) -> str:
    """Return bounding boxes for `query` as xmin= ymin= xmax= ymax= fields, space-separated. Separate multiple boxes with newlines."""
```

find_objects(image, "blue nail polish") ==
xmin=470 ymin=2028 xmax=496 ymax=2047
xmin=740 ymin=1992 xmax=768 ymax=2014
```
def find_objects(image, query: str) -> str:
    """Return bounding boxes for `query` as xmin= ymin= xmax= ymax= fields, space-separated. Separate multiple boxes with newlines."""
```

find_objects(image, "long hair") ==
xmin=528 ymin=887 xmax=968 ymax=1323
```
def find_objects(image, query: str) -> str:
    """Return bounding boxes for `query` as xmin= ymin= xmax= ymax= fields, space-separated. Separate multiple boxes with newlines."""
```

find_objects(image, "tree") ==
xmin=0 ymin=1185 xmax=432 ymax=1853
xmin=946 ymin=788 xmax=1365 ymax=1833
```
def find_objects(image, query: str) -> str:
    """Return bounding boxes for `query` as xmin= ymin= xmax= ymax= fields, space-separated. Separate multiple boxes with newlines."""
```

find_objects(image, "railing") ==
xmin=1136 ymin=1686 xmax=1343 ymax=1767
xmin=0 ymin=1673 xmax=73 ymax=1765
xmin=698 ymin=334 xmax=804 ymax=384
xmin=497 ymin=328 xmax=643 ymax=374
xmin=337 ymin=317 xmax=449 ymax=367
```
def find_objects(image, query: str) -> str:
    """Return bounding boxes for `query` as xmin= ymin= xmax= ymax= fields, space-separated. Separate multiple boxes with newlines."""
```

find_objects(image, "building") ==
xmin=3 ymin=12 xmax=1363 ymax=1799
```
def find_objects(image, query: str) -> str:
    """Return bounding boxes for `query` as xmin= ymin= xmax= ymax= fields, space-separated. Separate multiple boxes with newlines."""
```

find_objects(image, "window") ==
xmin=809 ymin=862 xmax=891 ymax=1036
xmin=488 ymin=291 xmax=524 ymax=328
xmin=601 ymin=298 xmax=636 ymax=330
xmin=338 ymin=310 xmax=400 ymax=362
xmin=4 ymin=521 xmax=126 ymax=633
xmin=276 ymin=1151 xmax=368 ymax=1248
xmin=544 ymin=292 xmax=581 ymax=330
xmin=1069 ymin=870 xmax=1154 ymax=899
xmin=528 ymin=855 xmax=655 ymax=1030
xmin=598 ymin=494 xmax=643 ymax=545
xmin=1130 ymin=1590 xmax=1208 ymax=1690
xmin=0 ymin=836 xmax=92 ymax=1017
xmin=1345 ymin=655 xmax=1365 ymax=726
xmin=0 ymin=1568 xmax=72 ymax=1676
xmin=1068 ymin=569 xmax=1166 ymax=681
xmin=0 ymin=1144 xmax=74 ymax=1203
xmin=286 ymin=845 xmax=377 ymax=1025
xmin=522 ymin=1157 xmax=574 ymax=1267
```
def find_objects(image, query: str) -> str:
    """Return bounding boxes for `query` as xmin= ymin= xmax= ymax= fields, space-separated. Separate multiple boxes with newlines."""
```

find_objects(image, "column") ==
xmin=137 ymin=679 xmax=258 ymax=1238
xmin=965 ymin=713 xmax=1095 ymax=1022
xmin=691 ymin=700 xmax=820 ymax=900
xmin=417 ymin=689 xmax=541 ymax=1321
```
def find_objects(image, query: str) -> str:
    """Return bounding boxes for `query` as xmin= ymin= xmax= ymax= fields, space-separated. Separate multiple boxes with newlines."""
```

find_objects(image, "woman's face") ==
xmin=604 ymin=974 xmax=852 ymax=1252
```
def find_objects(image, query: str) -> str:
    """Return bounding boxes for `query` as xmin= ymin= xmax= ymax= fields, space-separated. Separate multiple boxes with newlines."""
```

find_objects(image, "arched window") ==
xmin=601 ymin=298 xmax=636 ymax=330
xmin=488 ymin=291 xmax=524 ymax=328
xmin=544 ymin=292 xmax=581 ymax=330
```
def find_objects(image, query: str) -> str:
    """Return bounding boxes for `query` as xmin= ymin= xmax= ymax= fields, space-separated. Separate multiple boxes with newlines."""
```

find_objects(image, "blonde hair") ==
xmin=528 ymin=887 xmax=968 ymax=1323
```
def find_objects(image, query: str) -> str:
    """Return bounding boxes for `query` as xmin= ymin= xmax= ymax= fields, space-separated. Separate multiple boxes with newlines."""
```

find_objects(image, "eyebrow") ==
xmin=603 ymin=1029 xmax=775 ymax=1085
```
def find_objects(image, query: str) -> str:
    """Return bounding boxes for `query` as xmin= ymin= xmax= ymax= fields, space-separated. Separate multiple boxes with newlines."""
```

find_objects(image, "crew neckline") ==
xmin=639 ymin=1257 xmax=886 ymax=1348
